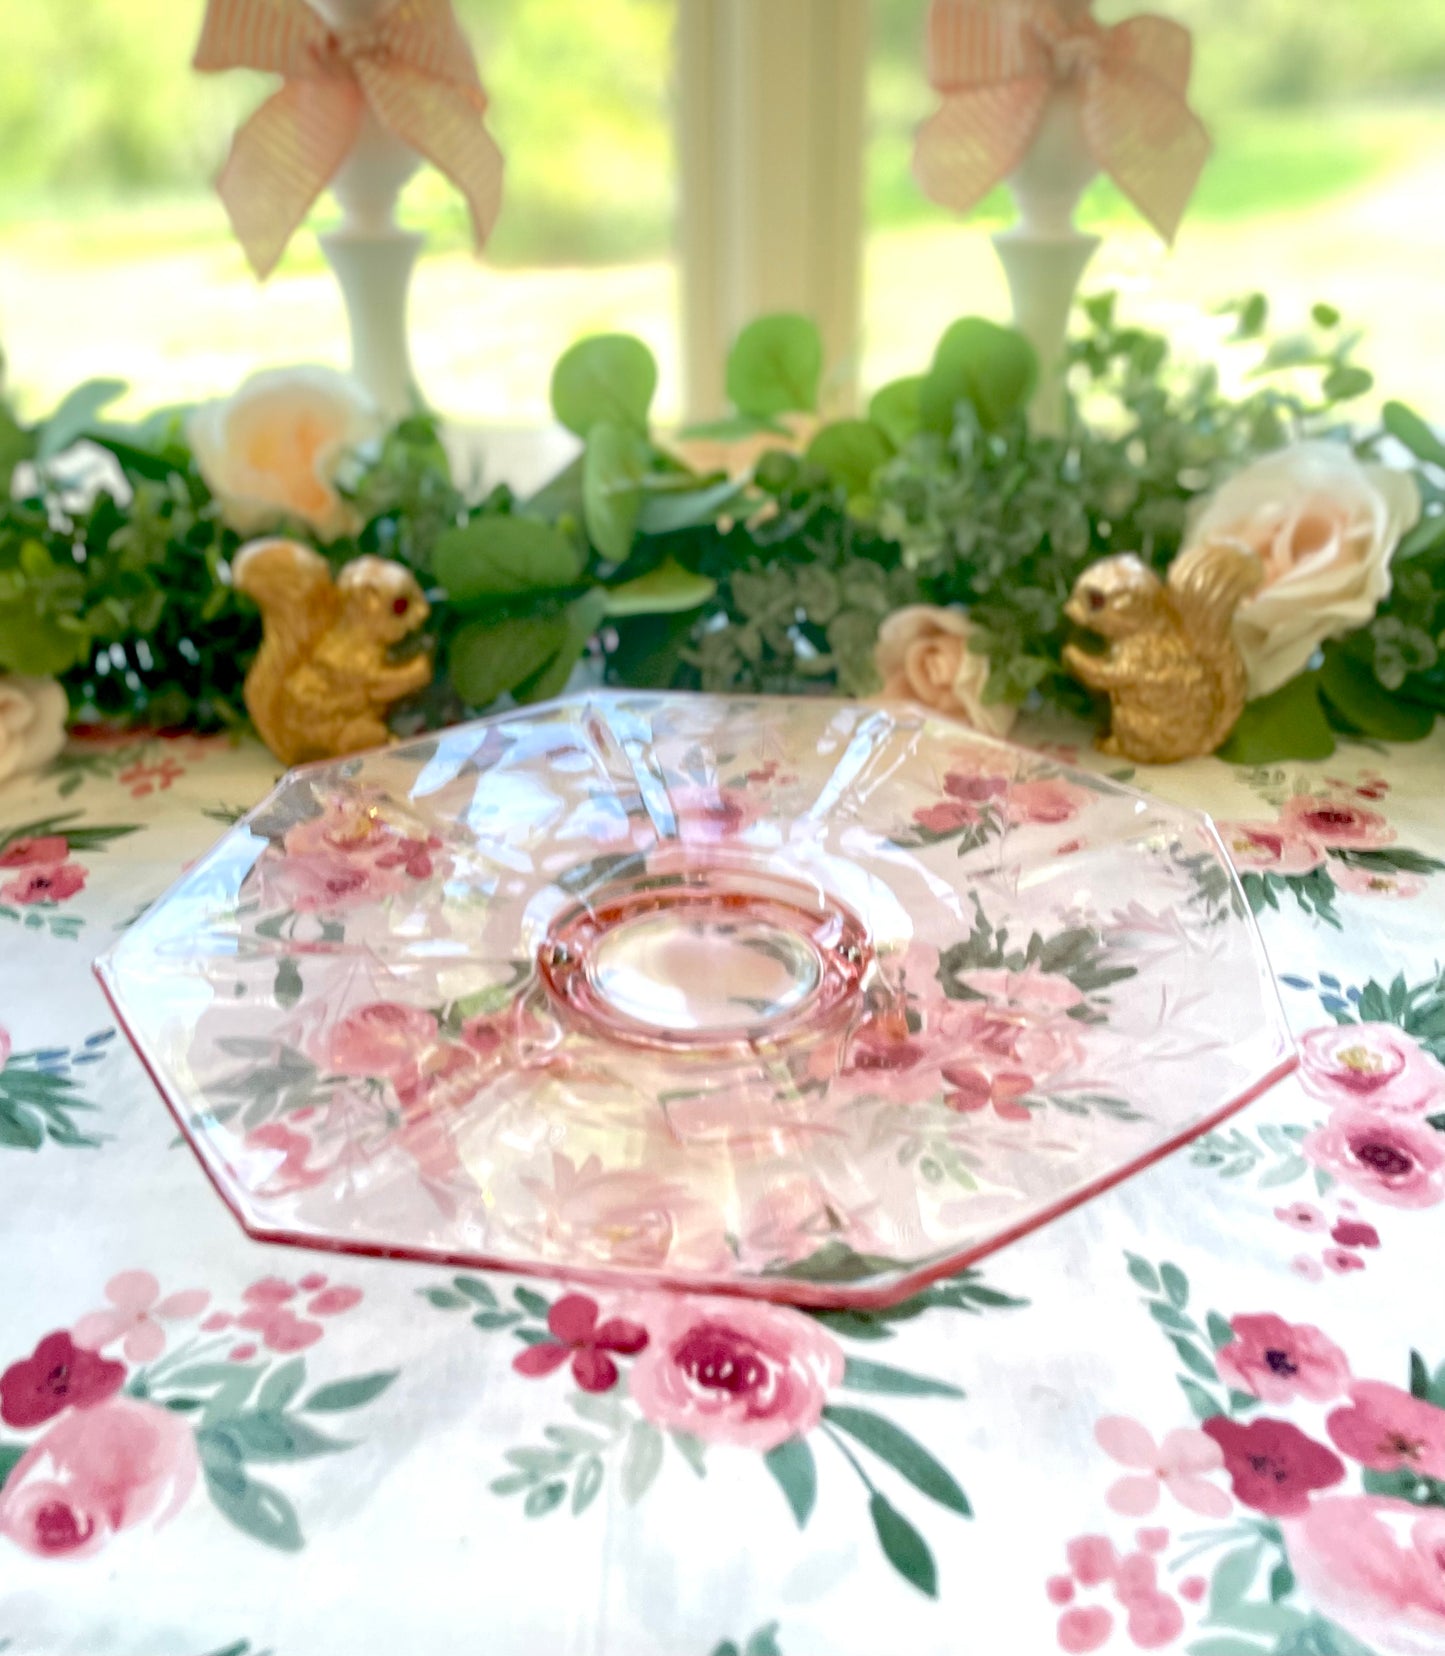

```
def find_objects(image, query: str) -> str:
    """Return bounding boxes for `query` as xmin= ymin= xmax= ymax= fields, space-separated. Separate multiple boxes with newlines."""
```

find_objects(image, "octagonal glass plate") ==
xmin=97 ymin=692 xmax=1295 ymax=1308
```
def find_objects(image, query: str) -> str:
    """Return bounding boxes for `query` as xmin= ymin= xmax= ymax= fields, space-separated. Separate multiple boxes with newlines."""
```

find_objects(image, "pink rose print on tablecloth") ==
xmin=0 ymin=1397 xmax=198 ymax=1558
xmin=243 ymin=1121 xmax=328 ymax=1196
xmin=1094 ymin=1417 xmax=1231 ymax=1517
xmin=1217 ymin=821 xmax=1326 ymax=875
xmin=1003 ymin=776 xmax=1092 ymax=826
xmin=1304 ymin=1108 xmax=1445 ymax=1209
xmin=1 ymin=862 xmax=87 ymax=905
xmin=1216 ymin=1313 xmax=1352 ymax=1404
xmin=1202 ymin=1415 xmax=1345 ymax=1516
xmin=323 ymin=1001 xmax=440 ymax=1091
xmin=0 ymin=836 xmax=70 ymax=868
xmin=1285 ymin=1496 xmax=1445 ymax=1656
xmin=198 ymin=1273 xmax=364 ymax=1357
xmin=1332 ymin=1218 xmax=1380 ymax=1249
xmin=1052 ymin=1531 xmax=1186 ymax=1652
xmin=1332 ymin=863 xmax=1425 ymax=899
xmin=0 ymin=1333 xmax=125 ymax=1429
xmin=1299 ymin=1023 xmax=1445 ymax=1115
xmin=1326 ymin=1380 xmax=1445 ymax=1479
xmin=628 ymin=1296 xmax=844 ymax=1452
xmin=512 ymin=1293 xmax=648 ymax=1393
xmin=942 ymin=1064 xmax=1034 ymax=1121
xmin=1280 ymin=794 xmax=1396 ymax=849
xmin=72 ymin=1271 xmax=209 ymax=1364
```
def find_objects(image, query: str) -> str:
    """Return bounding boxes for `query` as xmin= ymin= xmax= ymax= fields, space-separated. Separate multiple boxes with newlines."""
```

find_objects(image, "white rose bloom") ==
xmin=188 ymin=366 xmax=382 ymax=542
xmin=1185 ymin=440 xmax=1420 ymax=698
xmin=0 ymin=675 xmax=68 ymax=785
xmin=874 ymin=605 xmax=1017 ymax=737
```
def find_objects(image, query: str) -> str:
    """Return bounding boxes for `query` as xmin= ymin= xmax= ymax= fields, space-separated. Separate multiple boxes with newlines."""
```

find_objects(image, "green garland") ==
xmin=1 ymin=293 xmax=1442 ymax=763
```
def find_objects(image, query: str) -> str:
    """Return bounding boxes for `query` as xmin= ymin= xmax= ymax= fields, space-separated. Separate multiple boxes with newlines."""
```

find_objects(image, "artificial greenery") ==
xmin=0 ymin=293 xmax=1442 ymax=763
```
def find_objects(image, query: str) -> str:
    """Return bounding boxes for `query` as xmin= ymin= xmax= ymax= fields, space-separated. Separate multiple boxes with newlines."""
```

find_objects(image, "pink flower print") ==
xmin=1332 ymin=863 xmax=1424 ymax=899
xmin=942 ymin=769 xmax=1008 ymax=807
xmin=324 ymin=1002 xmax=439 ymax=1091
xmin=243 ymin=1122 xmax=326 ymax=1197
xmin=1275 ymin=1201 xmax=1327 ymax=1232
xmin=1331 ymin=1218 xmax=1380 ymax=1249
xmin=374 ymin=833 xmax=443 ymax=880
xmin=1292 ymin=1255 xmax=1325 ymax=1283
xmin=0 ymin=1397 xmax=198 ymax=1558
xmin=913 ymin=800 xmax=981 ymax=836
xmin=0 ymin=1333 xmax=125 ymax=1429
xmin=1124 ymin=1593 xmax=1184 ymax=1649
xmin=1179 ymin=1576 xmax=1207 ymax=1604
xmin=243 ymin=1277 xmax=296 ymax=1306
xmin=1003 ymin=776 xmax=1091 ymax=826
xmin=1202 ymin=1416 xmax=1345 ymax=1517
xmin=1304 ymin=1108 xmax=1445 ymax=1208
xmin=627 ymin=1295 xmax=843 ymax=1452
xmin=1113 ymin=1550 xmax=1157 ymax=1600
xmin=306 ymin=1286 xmax=362 ymax=1317
xmin=1324 ymin=1248 xmax=1365 ymax=1274
xmin=1057 ymin=1606 xmax=1113 ymax=1653
xmin=72 ymin=1271 xmax=209 ymax=1364
xmin=1095 ymin=1417 xmax=1231 ymax=1518
xmin=267 ymin=849 xmax=404 ymax=913
xmin=1299 ymin=1023 xmax=1445 ymax=1115
xmin=1284 ymin=1496 xmax=1445 ymax=1656
xmin=229 ymin=1343 xmax=258 ymax=1363
xmin=1281 ymin=794 xmax=1395 ymax=849
xmin=1066 ymin=1534 xmax=1119 ymax=1587
xmin=521 ymin=1153 xmax=727 ymax=1273
xmin=1217 ymin=821 xmax=1326 ymax=876
xmin=961 ymin=963 xmax=1086 ymax=1015
xmin=201 ymin=1312 xmax=232 ymax=1333
xmin=2 ymin=862 xmax=87 ymax=905
xmin=511 ymin=1294 xmax=648 ymax=1392
xmin=1046 ymin=1576 xmax=1076 ymax=1605
xmin=119 ymin=756 xmax=185 ymax=797
xmin=1136 ymin=1527 xmax=1169 ymax=1553
xmin=668 ymin=784 xmax=758 ymax=841
xmin=1216 ymin=1313 xmax=1352 ymax=1404
xmin=0 ymin=835 xmax=69 ymax=868
xmin=942 ymin=1063 xmax=1034 ymax=1121
xmin=1327 ymin=1381 xmax=1445 ymax=1479
xmin=237 ymin=1304 xmax=323 ymax=1354
xmin=298 ymin=1272 xmax=327 ymax=1291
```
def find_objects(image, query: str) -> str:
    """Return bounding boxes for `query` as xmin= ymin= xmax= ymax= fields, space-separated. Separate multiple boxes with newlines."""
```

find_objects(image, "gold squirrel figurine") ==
xmin=1062 ymin=542 xmax=1262 ymax=764
xmin=232 ymin=538 xmax=433 ymax=766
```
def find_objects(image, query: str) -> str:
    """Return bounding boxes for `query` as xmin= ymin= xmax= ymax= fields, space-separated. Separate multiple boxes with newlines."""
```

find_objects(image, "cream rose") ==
xmin=188 ymin=366 xmax=381 ymax=541
xmin=873 ymin=605 xmax=1017 ymax=737
xmin=0 ymin=675 xmax=68 ymax=785
xmin=1184 ymin=441 xmax=1420 ymax=698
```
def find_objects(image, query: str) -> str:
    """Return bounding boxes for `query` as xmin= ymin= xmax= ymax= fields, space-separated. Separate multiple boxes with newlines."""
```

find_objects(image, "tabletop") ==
xmin=1 ymin=716 xmax=1443 ymax=1656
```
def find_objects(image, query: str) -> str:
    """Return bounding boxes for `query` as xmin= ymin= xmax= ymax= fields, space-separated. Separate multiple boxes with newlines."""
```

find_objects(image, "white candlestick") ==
xmin=994 ymin=85 xmax=1100 ymax=436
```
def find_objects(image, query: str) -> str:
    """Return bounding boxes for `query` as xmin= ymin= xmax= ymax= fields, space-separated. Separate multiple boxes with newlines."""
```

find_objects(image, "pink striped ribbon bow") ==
xmin=913 ymin=0 xmax=1210 ymax=243
xmin=194 ymin=0 xmax=503 ymax=278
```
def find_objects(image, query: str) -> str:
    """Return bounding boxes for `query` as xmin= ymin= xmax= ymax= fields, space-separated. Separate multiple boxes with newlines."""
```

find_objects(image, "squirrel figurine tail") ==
xmin=1063 ymin=541 xmax=1262 ymax=764
xmin=232 ymin=538 xmax=432 ymax=767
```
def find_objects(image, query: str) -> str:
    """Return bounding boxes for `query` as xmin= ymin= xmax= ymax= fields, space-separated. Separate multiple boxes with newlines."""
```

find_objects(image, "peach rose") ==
xmin=188 ymin=366 xmax=381 ymax=541
xmin=0 ymin=675 xmax=68 ymax=785
xmin=1183 ymin=441 xmax=1419 ymax=698
xmin=874 ymin=605 xmax=1017 ymax=737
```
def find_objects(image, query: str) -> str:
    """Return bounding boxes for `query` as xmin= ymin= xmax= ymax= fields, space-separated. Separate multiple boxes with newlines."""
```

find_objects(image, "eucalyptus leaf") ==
xmin=433 ymin=516 xmax=584 ymax=603
xmin=1382 ymin=400 xmax=1445 ymax=468
xmin=583 ymin=421 xmax=649 ymax=561
xmin=920 ymin=318 xmax=1037 ymax=434
xmin=1219 ymin=674 xmax=1336 ymax=764
xmin=551 ymin=334 xmax=657 ymax=437
xmin=726 ymin=314 xmax=823 ymax=418
xmin=806 ymin=420 xmax=894 ymax=498
xmin=37 ymin=378 xmax=128 ymax=461
xmin=635 ymin=477 xmax=745 ymax=536
xmin=868 ymin=377 xmax=924 ymax=448
xmin=605 ymin=559 xmax=716 ymax=617
xmin=449 ymin=613 xmax=570 ymax=708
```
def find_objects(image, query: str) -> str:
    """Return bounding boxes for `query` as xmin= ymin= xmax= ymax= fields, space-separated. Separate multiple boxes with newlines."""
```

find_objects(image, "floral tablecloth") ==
xmin=2 ymin=718 xmax=1444 ymax=1656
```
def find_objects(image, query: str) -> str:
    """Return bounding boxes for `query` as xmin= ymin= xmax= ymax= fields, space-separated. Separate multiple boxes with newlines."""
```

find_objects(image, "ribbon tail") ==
xmin=913 ymin=79 xmax=1052 ymax=216
xmin=1081 ymin=70 xmax=1210 ymax=244
xmin=193 ymin=0 xmax=324 ymax=75
xmin=357 ymin=65 xmax=504 ymax=251
xmin=218 ymin=80 xmax=364 ymax=279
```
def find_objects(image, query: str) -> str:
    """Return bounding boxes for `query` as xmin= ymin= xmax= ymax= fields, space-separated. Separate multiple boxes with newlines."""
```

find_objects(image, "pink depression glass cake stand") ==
xmin=96 ymin=692 xmax=1296 ymax=1308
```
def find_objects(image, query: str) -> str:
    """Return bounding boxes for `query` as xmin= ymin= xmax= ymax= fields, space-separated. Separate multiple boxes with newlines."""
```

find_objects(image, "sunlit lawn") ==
xmin=2 ymin=105 xmax=1443 ymax=433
